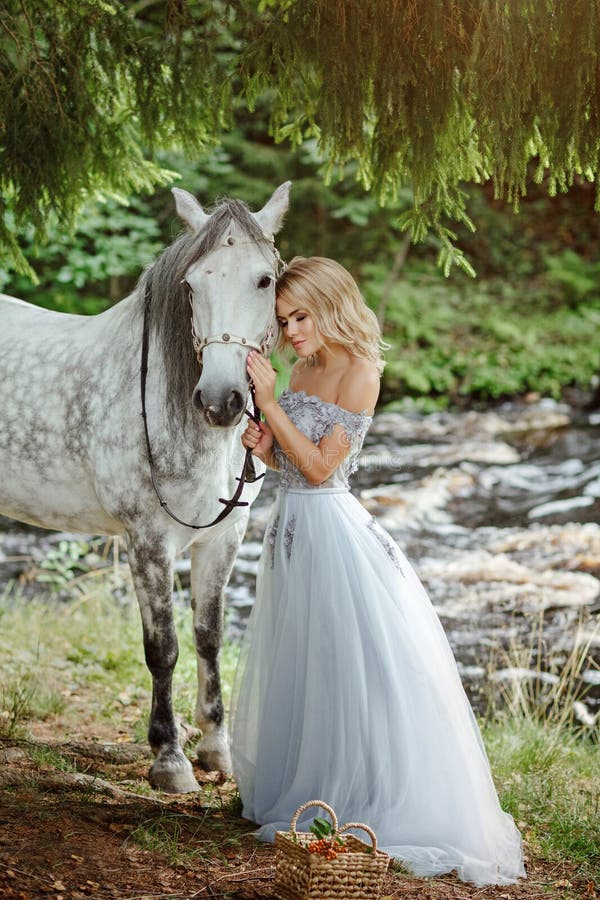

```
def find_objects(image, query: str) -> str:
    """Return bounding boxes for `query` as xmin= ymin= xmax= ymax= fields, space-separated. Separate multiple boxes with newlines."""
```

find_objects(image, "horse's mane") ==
xmin=139 ymin=198 xmax=268 ymax=427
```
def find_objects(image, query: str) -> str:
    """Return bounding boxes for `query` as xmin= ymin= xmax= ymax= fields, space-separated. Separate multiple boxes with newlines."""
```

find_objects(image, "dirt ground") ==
xmin=0 ymin=727 xmax=596 ymax=900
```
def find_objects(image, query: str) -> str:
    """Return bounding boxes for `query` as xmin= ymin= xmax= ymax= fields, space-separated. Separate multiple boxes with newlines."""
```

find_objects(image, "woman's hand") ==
xmin=241 ymin=417 xmax=274 ymax=462
xmin=247 ymin=351 xmax=277 ymax=412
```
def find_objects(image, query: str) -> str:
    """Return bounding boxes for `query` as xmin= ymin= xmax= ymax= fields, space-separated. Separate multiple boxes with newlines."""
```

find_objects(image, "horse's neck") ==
xmin=100 ymin=291 xmax=243 ymax=492
xmin=114 ymin=288 xmax=240 ymax=456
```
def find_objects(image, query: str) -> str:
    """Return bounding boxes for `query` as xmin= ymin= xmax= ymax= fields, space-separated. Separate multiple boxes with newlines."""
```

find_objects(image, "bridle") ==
xmin=140 ymin=234 xmax=285 ymax=530
xmin=186 ymin=237 xmax=283 ymax=365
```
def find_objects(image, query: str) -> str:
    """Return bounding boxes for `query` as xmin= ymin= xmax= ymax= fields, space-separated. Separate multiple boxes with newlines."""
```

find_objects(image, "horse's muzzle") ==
xmin=193 ymin=388 xmax=245 ymax=427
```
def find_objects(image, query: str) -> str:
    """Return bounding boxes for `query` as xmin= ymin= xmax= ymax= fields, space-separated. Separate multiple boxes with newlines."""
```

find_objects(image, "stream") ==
xmin=1 ymin=398 xmax=599 ymax=720
xmin=229 ymin=399 xmax=600 ymax=719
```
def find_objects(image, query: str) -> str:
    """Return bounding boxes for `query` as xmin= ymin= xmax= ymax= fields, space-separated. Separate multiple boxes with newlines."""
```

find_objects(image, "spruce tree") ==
xmin=2 ymin=1 xmax=600 ymax=274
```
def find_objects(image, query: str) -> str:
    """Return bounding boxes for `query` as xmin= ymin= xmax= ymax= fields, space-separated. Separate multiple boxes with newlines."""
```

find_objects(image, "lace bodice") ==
xmin=272 ymin=389 xmax=372 ymax=490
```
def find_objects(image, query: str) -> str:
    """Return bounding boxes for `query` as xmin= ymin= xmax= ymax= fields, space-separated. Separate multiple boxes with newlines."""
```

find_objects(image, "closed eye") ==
xmin=277 ymin=314 xmax=306 ymax=328
xmin=257 ymin=274 xmax=273 ymax=290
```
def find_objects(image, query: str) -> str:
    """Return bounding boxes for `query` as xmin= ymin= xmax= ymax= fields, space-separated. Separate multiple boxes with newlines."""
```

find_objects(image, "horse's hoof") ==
xmin=196 ymin=742 xmax=232 ymax=774
xmin=149 ymin=753 xmax=200 ymax=794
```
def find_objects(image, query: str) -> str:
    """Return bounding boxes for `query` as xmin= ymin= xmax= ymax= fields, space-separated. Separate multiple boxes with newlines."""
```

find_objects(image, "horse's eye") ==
xmin=257 ymin=275 xmax=273 ymax=290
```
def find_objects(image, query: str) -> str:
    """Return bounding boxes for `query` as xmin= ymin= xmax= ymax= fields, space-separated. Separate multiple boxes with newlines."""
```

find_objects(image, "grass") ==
xmin=485 ymin=719 xmax=599 ymax=883
xmin=0 ymin=574 xmax=599 ymax=888
xmin=27 ymin=743 xmax=77 ymax=772
xmin=0 ymin=581 xmax=149 ymax=738
xmin=481 ymin=615 xmax=600 ymax=886
xmin=127 ymin=810 xmax=248 ymax=867
xmin=0 ymin=567 xmax=240 ymax=742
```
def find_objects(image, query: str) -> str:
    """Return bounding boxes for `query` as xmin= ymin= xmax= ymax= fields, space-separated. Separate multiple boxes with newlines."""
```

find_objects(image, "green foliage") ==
xmin=375 ymin=271 xmax=600 ymax=405
xmin=482 ymin=616 xmax=600 ymax=883
xmin=0 ymin=195 xmax=163 ymax=310
xmin=28 ymin=744 xmax=75 ymax=773
xmin=0 ymin=569 xmax=243 ymax=738
xmin=36 ymin=539 xmax=102 ymax=593
xmin=1 ymin=112 xmax=416 ymax=309
xmin=0 ymin=579 xmax=149 ymax=734
xmin=127 ymin=811 xmax=247 ymax=866
xmin=4 ymin=1 xmax=600 ymax=276
xmin=0 ymin=0 xmax=231 ymax=273
xmin=240 ymin=0 xmax=600 ymax=254
xmin=309 ymin=816 xmax=336 ymax=840
xmin=545 ymin=250 xmax=600 ymax=305
xmin=0 ymin=667 xmax=67 ymax=738
xmin=0 ymin=680 xmax=36 ymax=738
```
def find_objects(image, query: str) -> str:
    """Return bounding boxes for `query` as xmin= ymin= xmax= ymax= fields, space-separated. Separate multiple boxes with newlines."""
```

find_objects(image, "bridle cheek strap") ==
xmin=140 ymin=232 xmax=282 ymax=527
xmin=141 ymin=279 xmax=264 ymax=531
xmin=186 ymin=232 xmax=282 ymax=366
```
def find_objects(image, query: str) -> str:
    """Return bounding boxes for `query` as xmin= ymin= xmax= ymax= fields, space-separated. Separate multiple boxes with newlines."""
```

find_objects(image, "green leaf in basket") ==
xmin=309 ymin=817 xmax=334 ymax=839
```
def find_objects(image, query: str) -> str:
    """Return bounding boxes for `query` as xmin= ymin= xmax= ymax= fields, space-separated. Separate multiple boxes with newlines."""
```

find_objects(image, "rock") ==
xmin=584 ymin=477 xmax=600 ymax=498
xmin=419 ymin=548 xmax=600 ymax=612
xmin=529 ymin=496 xmax=595 ymax=519
xmin=360 ymin=469 xmax=476 ymax=530
xmin=360 ymin=440 xmax=518 ymax=469
xmin=489 ymin=667 xmax=560 ymax=685
xmin=489 ymin=523 xmax=600 ymax=573
xmin=373 ymin=401 xmax=571 ymax=444
xmin=573 ymin=700 xmax=598 ymax=727
xmin=0 ymin=747 xmax=28 ymax=763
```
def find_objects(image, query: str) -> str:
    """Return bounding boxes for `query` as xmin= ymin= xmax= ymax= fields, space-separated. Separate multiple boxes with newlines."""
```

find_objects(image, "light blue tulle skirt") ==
xmin=230 ymin=487 xmax=525 ymax=887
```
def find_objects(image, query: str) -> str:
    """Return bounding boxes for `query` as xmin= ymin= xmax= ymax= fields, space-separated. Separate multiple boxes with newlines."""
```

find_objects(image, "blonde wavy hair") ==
xmin=275 ymin=257 xmax=387 ymax=374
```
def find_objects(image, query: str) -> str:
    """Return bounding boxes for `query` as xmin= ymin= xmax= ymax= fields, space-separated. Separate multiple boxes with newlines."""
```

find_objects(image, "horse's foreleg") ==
xmin=190 ymin=520 xmax=245 ymax=772
xmin=128 ymin=535 xmax=200 ymax=794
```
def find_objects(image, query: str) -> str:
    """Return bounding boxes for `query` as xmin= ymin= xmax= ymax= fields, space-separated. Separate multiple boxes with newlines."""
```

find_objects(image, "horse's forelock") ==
xmin=139 ymin=199 xmax=270 ymax=428
xmin=178 ymin=199 xmax=266 ymax=276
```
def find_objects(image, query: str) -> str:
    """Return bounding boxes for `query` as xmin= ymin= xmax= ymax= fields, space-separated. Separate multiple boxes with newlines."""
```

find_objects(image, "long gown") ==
xmin=230 ymin=389 xmax=525 ymax=887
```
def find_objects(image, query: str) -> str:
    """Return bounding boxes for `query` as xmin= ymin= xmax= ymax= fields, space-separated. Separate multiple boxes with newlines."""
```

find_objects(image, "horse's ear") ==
xmin=172 ymin=188 xmax=210 ymax=232
xmin=253 ymin=181 xmax=292 ymax=238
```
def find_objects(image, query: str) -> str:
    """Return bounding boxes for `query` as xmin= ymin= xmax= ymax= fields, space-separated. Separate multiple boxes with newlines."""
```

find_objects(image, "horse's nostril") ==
xmin=204 ymin=405 xmax=219 ymax=425
xmin=227 ymin=390 xmax=244 ymax=417
xmin=196 ymin=390 xmax=244 ymax=426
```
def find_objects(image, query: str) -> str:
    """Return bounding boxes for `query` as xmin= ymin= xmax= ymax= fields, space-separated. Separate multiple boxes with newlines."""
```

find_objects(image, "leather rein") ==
xmin=140 ymin=277 xmax=272 ymax=530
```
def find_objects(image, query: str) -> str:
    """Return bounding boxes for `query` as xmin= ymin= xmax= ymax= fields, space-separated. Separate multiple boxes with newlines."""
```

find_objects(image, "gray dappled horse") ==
xmin=0 ymin=182 xmax=291 ymax=792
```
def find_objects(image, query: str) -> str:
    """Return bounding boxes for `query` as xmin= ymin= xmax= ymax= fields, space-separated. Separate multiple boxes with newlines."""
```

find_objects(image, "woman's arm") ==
xmin=261 ymin=447 xmax=280 ymax=471
xmin=247 ymin=352 xmax=379 ymax=486
xmin=260 ymin=402 xmax=351 ymax=484
xmin=241 ymin=418 xmax=279 ymax=470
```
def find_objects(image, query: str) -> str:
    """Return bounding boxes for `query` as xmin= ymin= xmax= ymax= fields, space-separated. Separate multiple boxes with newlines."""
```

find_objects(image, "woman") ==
xmin=230 ymin=257 xmax=525 ymax=887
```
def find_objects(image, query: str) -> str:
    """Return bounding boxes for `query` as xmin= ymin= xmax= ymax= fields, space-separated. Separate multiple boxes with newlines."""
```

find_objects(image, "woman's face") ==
xmin=276 ymin=295 xmax=323 ymax=357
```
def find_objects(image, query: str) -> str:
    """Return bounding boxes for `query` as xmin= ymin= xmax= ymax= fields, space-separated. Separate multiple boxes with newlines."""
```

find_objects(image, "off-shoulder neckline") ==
xmin=280 ymin=388 xmax=373 ymax=419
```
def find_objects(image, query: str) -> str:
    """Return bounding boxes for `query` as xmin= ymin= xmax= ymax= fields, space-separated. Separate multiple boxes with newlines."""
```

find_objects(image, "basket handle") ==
xmin=290 ymin=800 xmax=339 ymax=835
xmin=337 ymin=822 xmax=378 ymax=853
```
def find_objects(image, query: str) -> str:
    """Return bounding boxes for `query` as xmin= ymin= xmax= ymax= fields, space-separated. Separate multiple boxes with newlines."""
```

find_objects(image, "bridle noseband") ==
xmin=140 ymin=234 xmax=284 ymax=530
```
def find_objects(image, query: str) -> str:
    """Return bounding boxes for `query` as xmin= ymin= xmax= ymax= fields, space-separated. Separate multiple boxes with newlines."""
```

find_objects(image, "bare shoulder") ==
xmin=337 ymin=359 xmax=380 ymax=415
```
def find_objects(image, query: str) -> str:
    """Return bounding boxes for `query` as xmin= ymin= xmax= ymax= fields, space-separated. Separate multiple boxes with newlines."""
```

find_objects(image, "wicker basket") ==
xmin=274 ymin=801 xmax=390 ymax=900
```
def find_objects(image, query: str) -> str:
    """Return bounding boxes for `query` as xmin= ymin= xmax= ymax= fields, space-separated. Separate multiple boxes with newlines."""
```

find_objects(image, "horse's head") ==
xmin=174 ymin=183 xmax=291 ymax=428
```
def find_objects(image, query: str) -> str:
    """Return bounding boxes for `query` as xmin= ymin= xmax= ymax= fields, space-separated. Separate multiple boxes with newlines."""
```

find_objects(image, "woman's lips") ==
xmin=292 ymin=340 xmax=304 ymax=349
